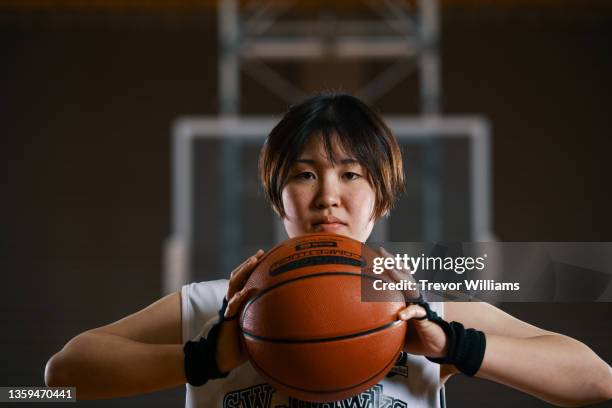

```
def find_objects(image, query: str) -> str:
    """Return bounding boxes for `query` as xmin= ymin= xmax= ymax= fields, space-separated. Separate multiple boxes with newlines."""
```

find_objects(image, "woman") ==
xmin=45 ymin=93 xmax=612 ymax=407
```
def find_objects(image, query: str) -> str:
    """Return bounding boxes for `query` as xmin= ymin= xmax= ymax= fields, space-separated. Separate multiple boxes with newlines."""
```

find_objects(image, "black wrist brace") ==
xmin=183 ymin=297 xmax=231 ymax=386
xmin=417 ymin=301 xmax=487 ymax=377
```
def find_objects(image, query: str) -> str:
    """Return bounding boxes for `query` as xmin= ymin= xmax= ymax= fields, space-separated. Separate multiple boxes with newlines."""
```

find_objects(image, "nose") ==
xmin=314 ymin=176 xmax=340 ymax=210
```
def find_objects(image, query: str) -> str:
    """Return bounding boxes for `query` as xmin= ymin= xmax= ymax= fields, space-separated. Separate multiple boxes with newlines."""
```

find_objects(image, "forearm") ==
xmin=45 ymin=331 xmax=185 ymax=400
xmin=477 ymin=334 xmax=612 ymax=407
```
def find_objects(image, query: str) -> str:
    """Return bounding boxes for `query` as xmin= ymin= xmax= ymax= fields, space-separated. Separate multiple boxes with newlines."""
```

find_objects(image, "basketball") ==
xmin=239 ymin=233 xmax=407 ymax=402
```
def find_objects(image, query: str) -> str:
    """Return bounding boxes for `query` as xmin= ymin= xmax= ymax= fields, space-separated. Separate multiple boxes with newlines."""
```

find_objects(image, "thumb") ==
xmin=398 ymin=304 xmax=427 ymax=321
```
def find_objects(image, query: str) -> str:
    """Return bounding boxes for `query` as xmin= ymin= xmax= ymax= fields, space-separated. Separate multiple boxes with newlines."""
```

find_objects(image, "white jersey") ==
xmin=181 ymin=280 xmax=444 ymax=408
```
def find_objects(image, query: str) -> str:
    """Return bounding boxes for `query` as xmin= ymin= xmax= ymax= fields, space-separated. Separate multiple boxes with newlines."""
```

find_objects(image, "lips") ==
xmin=312 ymin=216 xmax=347 ymax=232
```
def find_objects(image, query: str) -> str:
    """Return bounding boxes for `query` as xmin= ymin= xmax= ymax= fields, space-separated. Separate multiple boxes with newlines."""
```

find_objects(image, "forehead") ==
xmin=296 ymin=134 xmax=356 ymax=162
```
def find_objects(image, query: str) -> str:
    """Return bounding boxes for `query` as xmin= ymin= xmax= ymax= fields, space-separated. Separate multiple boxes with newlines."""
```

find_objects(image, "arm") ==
xmin=44 ymin=292 xmax=186 ymax=399
xmin=382 ymin=245 xmax=611 ymax=406
xmin=45 ymin=250 xmax=265 ymax=400
xmin=446 ymin=302 xmax=612 ymax=407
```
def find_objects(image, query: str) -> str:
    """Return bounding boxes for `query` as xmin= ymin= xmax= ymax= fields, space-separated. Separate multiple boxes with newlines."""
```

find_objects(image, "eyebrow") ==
xmin=296 ymin=158 xmax=359 ymax=165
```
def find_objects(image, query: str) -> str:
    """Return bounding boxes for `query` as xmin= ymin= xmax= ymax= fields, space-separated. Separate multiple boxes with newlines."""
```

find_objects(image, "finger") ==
xmin=373 ymin=247 xmax=419 ymax=304
xmin=376 ymin=246 xmax=394 ymax=272
xmin=229 ymin=249 xmax=265 ymax=280
xmin=377 ymin=247 xmax=419 ymax=303
xmin=225 ymin=287 xmax=257 ymax=319
xmin=386 ymin=264 xmax=410 ymax=283
xmin=375 ymin=247 xmax=400 ymax=282
xmin=378 ymin=247 xmax=401 ymax=268
xmin=233 ymin=250 xmax=265 ymax=283
xmin=378 ymin=246 xmax=392 ymax=258
xmin=227 ymin=250 xmax=265 ymax=298
xmin=398 ymin=304 xmax=427 ymax=321
xmin=377 ymin=247 xmax=411 ymax=281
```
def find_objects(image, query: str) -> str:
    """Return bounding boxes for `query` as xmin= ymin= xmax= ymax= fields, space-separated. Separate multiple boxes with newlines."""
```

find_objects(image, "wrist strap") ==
xmin=184 ymin=298 xmax=231 ymax=386
xmin=417 ymin=301 xmax=487 ymax=377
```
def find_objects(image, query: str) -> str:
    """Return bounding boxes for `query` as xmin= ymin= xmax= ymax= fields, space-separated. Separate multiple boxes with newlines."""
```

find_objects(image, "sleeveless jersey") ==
xmin=181 ymin=280 xmax=444 ymax=408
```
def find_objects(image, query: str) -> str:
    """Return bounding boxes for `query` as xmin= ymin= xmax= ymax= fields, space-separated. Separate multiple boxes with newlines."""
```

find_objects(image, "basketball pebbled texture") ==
xmin=239 ymin=233 xmax=407 ymax=402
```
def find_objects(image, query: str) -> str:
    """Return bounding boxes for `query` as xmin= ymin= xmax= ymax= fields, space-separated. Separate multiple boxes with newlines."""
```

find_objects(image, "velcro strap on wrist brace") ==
xmin=184 ymin=297 xmax=231 ymax=386
xmin=417 ymin=301 xmax=487 ymax=377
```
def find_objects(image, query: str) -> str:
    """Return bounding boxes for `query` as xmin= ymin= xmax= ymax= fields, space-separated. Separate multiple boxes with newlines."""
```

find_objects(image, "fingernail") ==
xmin=399 ymin=311 xmax=408 ymax=319
xmin=380 ymin=247 xmax=391 ymax=256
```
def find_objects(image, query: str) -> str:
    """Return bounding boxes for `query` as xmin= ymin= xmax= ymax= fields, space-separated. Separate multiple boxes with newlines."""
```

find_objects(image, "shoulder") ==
xmin=182 ymin=279 xmax=229 ymax=304
xmin=181 ymin=279 xmax=229 ymax=342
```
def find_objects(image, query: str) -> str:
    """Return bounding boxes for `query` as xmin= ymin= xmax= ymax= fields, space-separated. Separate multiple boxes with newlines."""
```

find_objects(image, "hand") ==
xmin=215 ymin=249 xmax=265 ymax=373
xmin=377 ymin=247 xmax=449 ymax=359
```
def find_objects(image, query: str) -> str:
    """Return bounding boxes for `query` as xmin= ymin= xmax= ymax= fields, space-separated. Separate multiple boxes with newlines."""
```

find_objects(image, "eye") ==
xmin=295 ymin=171 xmax=316 ymax=180
xmin=343 ymin=172 xmax=362 ymax=181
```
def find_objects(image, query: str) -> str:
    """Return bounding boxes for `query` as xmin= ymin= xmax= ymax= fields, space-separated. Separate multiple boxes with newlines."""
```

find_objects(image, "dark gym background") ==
xmin=1 ymin=1 xmax=611 ymax=407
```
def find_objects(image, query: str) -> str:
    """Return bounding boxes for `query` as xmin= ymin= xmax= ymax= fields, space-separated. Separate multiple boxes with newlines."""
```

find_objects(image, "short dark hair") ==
xmin=259 ymin=92 xmax=405 ymax=219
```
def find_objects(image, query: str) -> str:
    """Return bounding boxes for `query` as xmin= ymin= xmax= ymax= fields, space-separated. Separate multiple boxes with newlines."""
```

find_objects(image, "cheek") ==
xmin=347 ymin=185 xmax=376 ymax=218
xmin=281 ymin=185 xmax=307 ymax=218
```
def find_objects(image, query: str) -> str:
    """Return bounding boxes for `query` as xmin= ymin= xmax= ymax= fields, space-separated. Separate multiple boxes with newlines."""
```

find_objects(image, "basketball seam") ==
xmin=240 ymin=271 xmax=399 ymax=329
xmin=241 ymin=320 xmax=404 ymax=344
xmin=247 ymin=335 xmax=404 ymax=396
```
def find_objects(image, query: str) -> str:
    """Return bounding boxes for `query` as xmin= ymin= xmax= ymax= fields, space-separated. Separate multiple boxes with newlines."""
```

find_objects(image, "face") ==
xmin=281 ymin=135 xmax=377 ymax=242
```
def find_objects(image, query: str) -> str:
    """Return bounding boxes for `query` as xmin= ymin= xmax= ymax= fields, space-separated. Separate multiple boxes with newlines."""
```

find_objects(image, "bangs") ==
xmin=278 ymin=102 xmax=384 ymax=179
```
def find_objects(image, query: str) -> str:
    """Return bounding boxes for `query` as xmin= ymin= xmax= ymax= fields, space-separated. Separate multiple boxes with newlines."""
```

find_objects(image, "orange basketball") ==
xmin=239 ymin=233 xmax=406 ymax=402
